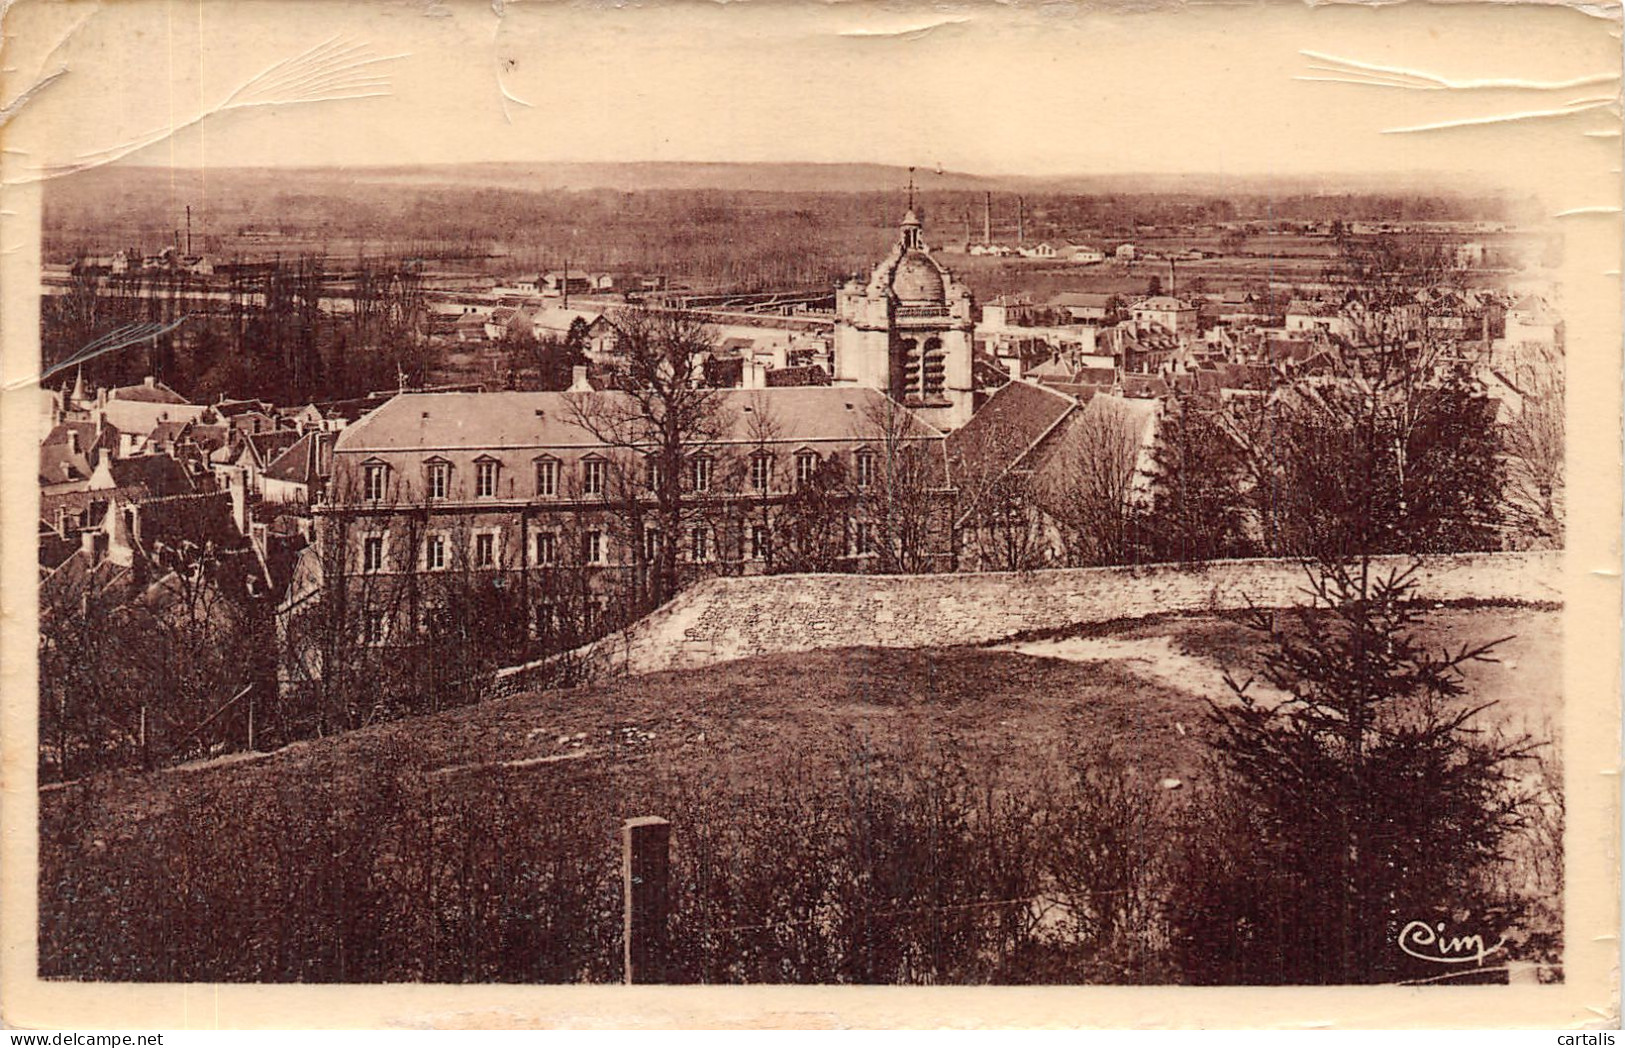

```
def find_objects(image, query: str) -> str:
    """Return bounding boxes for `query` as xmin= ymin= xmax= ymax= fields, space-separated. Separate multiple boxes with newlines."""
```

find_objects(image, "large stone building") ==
xmin=278 ymin=386 xmax=957 ymax=693
xmin=833 ymin=209 xmax=975 ymax=431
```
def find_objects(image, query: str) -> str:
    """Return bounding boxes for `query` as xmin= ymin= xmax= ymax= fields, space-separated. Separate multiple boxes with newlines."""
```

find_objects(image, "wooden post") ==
xmin=622 ymin=816 xmax=672 ymax=984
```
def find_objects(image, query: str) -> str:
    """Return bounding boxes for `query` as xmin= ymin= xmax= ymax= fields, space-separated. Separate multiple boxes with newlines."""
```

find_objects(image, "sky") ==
xmin=2 ymin=0 xmax=1619 ymax=207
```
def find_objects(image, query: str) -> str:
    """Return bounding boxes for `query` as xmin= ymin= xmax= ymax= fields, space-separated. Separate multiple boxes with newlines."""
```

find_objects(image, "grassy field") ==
xmin=39 ymin=602 xmax=1561 ymax=983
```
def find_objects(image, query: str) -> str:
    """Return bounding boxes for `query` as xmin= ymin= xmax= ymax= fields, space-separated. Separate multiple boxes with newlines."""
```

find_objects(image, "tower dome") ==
xmin=891 ymin=251 xmax=946 ymax=304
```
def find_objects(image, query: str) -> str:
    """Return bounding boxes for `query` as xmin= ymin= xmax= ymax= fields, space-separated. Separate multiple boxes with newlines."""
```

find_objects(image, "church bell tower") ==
xmin=831 ymin=207 xmax=975 ymax=431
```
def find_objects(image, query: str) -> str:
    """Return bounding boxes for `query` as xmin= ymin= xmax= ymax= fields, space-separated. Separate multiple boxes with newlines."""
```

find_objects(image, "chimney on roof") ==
xmin=229 ymin=468 xmax=248 ymax=536
xmin=568 ymin=365 xmax=593 ymax=393
xmin=744 ymin=358 xmax=767 ymax=390
xmin=1006 ymin=354 xmax=1023 ymax=383
xmin=67 ymin=430 xmax=79 ymax=455
xmin=144 ymin=375 xmax=155 ymax=387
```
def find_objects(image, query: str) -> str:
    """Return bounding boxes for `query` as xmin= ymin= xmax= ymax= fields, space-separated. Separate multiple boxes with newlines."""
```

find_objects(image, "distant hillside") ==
xmin=41 ymin=160 xmax=1514 ymax=274
xmin=45 ymin=159 xmax=1506 ymax=206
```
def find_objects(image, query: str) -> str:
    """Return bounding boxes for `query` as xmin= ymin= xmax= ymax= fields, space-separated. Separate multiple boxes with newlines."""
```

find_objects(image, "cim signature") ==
xmin=1398 ymin=920 xmax=1508 ymax=966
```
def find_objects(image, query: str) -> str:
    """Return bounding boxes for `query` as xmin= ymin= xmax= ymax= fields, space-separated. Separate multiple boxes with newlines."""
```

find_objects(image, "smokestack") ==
xmin=983 ymin=192 xmax=992 ymax=245
xmin=186 ymin=205 xmax=193 ymax=256
xmin=1017 ymin=197 xmax=1024 ymax=247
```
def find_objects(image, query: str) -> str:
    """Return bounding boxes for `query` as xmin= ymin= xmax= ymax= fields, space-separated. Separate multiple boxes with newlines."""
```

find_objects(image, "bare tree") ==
xmin=1499 ymin=341 xmax=1564 ymax=548
xmin=565 ymin=306 xmax=729 ymax=607
xmin=950 ymin=416 xmax=1048 ymax=572
xmin=856 ymin=396 xmax=946 ymax=575
xmin=1038 ymin=398 xmax=1150 ymax=566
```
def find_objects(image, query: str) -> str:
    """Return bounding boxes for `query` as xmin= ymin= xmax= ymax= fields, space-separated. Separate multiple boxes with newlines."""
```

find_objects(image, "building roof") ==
xmin=892 ymin=251 xmax=947 ymax=305
xmin=107 ymin=454 xmax=195 ymax=498
xmin=1133 ymin=296 xmax=1194 ymax=312
xmin=263 ymin=430 xmax=333 ymax=486
xmin=140 ymin=490 xmax=241 ymax=550
xmin=946 ymin=380 xmax=1077 ymax=485
xmin=334 ymin=387 xmax=942 ymax=455
xmin=245 ymin=429 xmax=304 ymax=468
xmin=1051 ymin=292 xmax=1113 ymax=310
xmin=1120 ymin=374 xmax=1170 ymax=399
xmin=40 ymin=488 xmax=113 ymax=530
xmin=184 ymin=423 xmax=230 ymax=453
xmin=107 ymin=378 xmax=189 ymax=405
xmin=213 ymin=399 xmax=277 ymax=420
xmin=1037 ymin=381 xmax=1108 ymax=402
xmin=39 ymin=445 xmax=93 ymax=486
xmin=147 ymin=419 xmax=191 ymax=445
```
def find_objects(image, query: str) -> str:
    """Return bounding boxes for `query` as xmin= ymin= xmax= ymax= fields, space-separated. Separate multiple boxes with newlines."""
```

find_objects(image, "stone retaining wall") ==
xmin=492 ymin=552 xmax=1560 ymax=690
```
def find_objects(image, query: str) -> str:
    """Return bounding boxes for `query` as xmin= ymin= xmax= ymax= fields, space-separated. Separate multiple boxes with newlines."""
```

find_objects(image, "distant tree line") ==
xmin=40 ymin=257 xmax=432 ymax=406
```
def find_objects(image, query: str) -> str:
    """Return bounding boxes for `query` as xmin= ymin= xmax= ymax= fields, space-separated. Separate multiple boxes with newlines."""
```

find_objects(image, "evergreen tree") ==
xmin=1176 ymin=559 xmax=1536 ymax=984
xmin=1140 ymin=393 xmax=1254 ymax=562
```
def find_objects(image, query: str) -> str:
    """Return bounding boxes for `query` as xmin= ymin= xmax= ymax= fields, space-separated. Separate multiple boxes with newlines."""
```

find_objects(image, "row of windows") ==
xmin=361 ymin=520 xmax=880 ymax=573
xmin=362 ymin=449 xmax=881 ymax=502
xmin=360 ymin=597 xmax=615 ymax=647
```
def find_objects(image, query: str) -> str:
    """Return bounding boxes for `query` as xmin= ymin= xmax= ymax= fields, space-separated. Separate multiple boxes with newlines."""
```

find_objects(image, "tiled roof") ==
xmin=108 ymin=454 xmax=195 ymax=498
xmin=246 ymin=429 xmax=303 ymax=468
xmin=946 ymin=380 xmax=1077 ymax=492
xmin=40 ymin=489 xmax=108 ymax=531
xmin=39 ymin=446 xmax=92 ymax=486
xmin=263 ymin=431 xmax=331 ymax=485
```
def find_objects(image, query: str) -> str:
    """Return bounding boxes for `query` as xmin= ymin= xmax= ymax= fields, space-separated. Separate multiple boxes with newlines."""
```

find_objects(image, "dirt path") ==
xmin=992 ymin=635 xmax=1292 ymax=707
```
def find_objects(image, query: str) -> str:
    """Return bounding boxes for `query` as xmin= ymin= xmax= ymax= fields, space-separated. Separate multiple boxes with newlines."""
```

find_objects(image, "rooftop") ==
xmin=334 ymin=387 xmax=943 ymax=454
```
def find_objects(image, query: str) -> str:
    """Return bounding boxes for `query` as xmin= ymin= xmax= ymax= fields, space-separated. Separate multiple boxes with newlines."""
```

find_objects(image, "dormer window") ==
xmin=794 ymin=450 xmax=820 ymax=488
xmin=582 ymin=457 xmax=606 ymax=497
xmin=535 ymin=456 xmax=559 ymax=498
xmin=362 ymin=460 xmax=387 ymax=502
xmin=475 ymin=457 xmax=500 ymax=498
xmin=425 ymin=458 xmax=451 ymax=500
xmin=855 ymin=449 xmax=876 ymax=489
xmin=750 ymin=453 xmax=773 ymax=493
xmin=690 ymin=454 xmax=713 ymax=493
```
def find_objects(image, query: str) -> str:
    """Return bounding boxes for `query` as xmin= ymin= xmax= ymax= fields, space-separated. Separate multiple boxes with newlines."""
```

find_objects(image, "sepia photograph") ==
xmin=0 ymin=0 xmax=1617 ymax=1029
